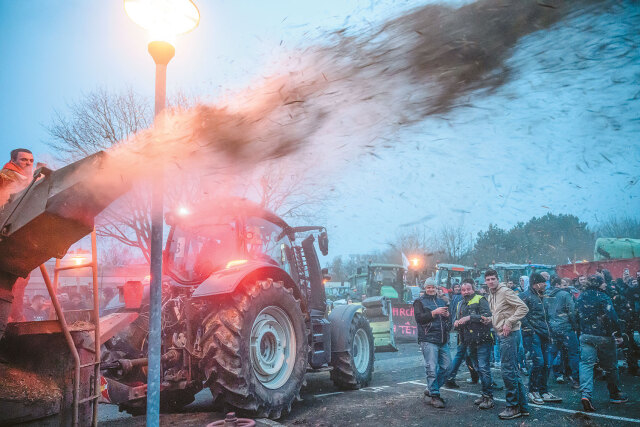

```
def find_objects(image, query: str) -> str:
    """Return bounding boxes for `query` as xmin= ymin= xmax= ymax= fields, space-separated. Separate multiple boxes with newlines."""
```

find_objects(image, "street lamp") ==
xmin=124 ymin=1 xmax=199 ymax=424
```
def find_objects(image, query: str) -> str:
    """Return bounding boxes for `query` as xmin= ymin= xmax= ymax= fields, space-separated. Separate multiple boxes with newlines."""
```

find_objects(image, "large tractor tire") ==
xmin=330 ymin=312 xmax=375 ymax=389
xmin=201 ymin=279 xmax=309 ymax=419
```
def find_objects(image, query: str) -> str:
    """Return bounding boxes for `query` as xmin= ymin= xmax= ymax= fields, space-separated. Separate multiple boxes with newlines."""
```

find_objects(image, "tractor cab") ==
xmin=434 ymin=263 xmax=478 ymax=289
xmin=163 ymin=199 xmax=295 ymax=286
xmin=365 ymin=264 xmax=405 ymax=300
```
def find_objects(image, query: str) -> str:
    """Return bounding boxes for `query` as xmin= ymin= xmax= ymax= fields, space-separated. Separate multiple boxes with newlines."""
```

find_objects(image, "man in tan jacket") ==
xmin=486 ymin=268 xmax=529 ymax=420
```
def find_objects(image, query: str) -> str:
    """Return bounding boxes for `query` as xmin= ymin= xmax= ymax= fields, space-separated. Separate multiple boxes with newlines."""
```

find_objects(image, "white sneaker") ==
xmin=541 ymin=392 xmax=562 ymax=403
xmin=527 ymin=392 xmax=544 ymax=405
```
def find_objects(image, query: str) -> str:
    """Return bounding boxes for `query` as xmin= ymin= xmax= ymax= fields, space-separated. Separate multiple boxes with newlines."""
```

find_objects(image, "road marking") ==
xmin=313 ymin=391 xmax=344 ymax=398
xmin=359 ymin=386 xmax=391 ymax=393
xmin=402 ymin=380 xmax=640 ymax=424
xmin=256 ymin=418 xmax=287 ymax=426
xmin=398 ymin=380 xmax=429 ymax=386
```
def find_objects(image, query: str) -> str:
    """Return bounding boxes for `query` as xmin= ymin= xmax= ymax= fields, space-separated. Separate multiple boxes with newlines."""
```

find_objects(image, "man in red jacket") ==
xmin=1 ymin=148 xmax=34 ymax=322
xmin=0 ymin=148 xmax=34 ymax=205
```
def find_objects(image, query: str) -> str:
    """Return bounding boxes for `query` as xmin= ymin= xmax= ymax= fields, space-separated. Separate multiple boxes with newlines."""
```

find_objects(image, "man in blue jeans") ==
xmin=486 ymin=269 xmax=530 ymax=419
xmin=577 ymin=275 xmax=628 ymax=412
xmin=453 ymin=279 xmax=495 ymax=409
xmin=520 ymin=273 xmax=562 ymax=405
xmin=547 ymin=277 xmax=580 ymax=389
xmin=414 ymin=278 xmax=451 ymax=408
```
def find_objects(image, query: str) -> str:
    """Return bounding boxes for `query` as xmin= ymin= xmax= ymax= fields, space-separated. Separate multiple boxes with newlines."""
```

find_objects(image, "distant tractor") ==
xmin=345 ymin=263 xmax=417 ymax=346
xmin=348 ymin=263 xmax=411 ymax=302
xmin=100 ymin=199 xmax=375 ymax=418
xmin=434 ymin=263 xmax=479 ymax=288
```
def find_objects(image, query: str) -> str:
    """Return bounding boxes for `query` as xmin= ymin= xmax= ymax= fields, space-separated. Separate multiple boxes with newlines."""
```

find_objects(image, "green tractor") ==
xmin=346 ymin=263 xmax=418 ymax=349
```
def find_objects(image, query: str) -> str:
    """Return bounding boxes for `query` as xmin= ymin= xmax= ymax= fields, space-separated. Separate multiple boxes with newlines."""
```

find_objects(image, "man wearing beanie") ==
xmin=414 ymin=277 xmax=451 ymax=408
xmin=576 ymin=275 xmax=628 ymax=412
xmin=520 ymin=273 xmax=562 ymax=405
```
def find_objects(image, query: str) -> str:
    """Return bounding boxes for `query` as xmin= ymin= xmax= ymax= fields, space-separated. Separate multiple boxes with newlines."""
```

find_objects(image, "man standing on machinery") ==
xmin=0 ymin=148 xmax=34 ymax=206
xmin=1 ymin=148 xmax=35 ymax=322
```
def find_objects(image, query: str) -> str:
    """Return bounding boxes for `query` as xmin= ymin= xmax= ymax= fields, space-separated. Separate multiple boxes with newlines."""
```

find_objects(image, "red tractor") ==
xmin=100 ymin=198 xmax=375 ymax=418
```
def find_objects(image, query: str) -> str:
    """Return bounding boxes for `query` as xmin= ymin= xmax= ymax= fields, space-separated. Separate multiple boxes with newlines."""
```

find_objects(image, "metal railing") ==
xmin=39 ymin=229 xmax=101 ymax=427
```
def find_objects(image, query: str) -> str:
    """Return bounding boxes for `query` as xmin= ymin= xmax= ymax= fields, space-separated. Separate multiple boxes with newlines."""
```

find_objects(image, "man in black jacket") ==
xmin=547 ymin=277 xmax=579 ymax=388
xmin=414 ymin=278 xmax=451 ymax=408
xmin=520 ymin=273 xmax=562 ymax=405
xmin=625 ymin=277 xmax=640 ymax=376
xmin=453 ymin=279 xmax=494 ymax=409
xmin=577 ymin=275 xmax=628 ymax=412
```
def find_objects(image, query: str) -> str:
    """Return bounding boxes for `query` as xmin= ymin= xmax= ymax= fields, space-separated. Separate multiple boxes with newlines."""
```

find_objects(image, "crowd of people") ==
xmin=414 ymin=268 xmax=639 ymax=419
xmin=14 ymin=287 xmax=117 ymax=323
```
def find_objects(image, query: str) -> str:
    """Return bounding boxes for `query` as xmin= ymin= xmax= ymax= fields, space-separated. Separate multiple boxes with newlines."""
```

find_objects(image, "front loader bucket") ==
xmin=0 ymin=151 xmax=128 ymax=278
xmin=362 ymin=296 xmax=398 ymax=352
xmin=0 ymin=151 xmax=130 ymax=340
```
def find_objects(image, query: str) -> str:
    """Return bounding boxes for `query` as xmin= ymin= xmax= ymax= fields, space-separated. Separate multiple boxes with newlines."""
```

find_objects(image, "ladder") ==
xmin=39 ymin=229 xmax=101 ymax=427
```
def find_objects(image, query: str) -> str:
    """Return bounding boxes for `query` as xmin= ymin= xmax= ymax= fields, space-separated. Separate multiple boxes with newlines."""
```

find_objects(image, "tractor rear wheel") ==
xmin=201 ymin=279 xmax=308 ymax=419
xmin=330 ymin=312 xmax=374 ymax=389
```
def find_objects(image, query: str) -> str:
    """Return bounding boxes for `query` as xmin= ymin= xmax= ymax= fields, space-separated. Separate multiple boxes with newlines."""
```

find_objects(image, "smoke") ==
xmin=105 ymin=0 xmax=612 ymax=185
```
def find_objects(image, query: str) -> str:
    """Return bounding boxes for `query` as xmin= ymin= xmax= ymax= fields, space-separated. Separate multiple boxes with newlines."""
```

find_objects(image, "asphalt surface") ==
xmin=99 ymin=341 xmax=640 ymax=426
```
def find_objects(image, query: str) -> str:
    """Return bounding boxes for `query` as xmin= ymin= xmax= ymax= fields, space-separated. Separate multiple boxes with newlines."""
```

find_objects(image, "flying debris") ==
xmin=399 ymin=214 xmax=436 ymax=227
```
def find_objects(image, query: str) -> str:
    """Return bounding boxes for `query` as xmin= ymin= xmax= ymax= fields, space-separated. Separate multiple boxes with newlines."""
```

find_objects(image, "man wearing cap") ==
xmin=577 ymin=275 xmax=628 ymax=412
xmin=414 ymin=277 xmax=451 ymax=408
xmin=520 ymin=273 xmax=562 ymax=405
xmin=485 ymin=269 xmax=530 ymax=420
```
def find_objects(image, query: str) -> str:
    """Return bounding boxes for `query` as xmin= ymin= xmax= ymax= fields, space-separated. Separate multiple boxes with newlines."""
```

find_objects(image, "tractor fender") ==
xmin=328 ymin=304 xmax=364 ymax=353
xmin=190 ymin=261 xmax=298 ymax=299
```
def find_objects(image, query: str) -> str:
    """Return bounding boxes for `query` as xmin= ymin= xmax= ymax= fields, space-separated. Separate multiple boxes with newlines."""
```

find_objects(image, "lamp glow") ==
xmin=124 ymin=0 xmax=200 ymax=45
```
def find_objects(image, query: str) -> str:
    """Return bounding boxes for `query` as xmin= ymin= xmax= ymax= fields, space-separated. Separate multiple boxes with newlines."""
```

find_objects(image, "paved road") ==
xmin=99 ymin=342 xmax=640 ymax=426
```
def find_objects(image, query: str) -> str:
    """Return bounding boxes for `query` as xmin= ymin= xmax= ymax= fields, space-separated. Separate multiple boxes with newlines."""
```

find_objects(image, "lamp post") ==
xmin=124 ymin=1 xmax=199 ymax=424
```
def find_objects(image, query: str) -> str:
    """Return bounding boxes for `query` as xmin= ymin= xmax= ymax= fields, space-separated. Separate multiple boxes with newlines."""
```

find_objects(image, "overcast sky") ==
xmin=1 ymin=1 xmax=638 ymax=261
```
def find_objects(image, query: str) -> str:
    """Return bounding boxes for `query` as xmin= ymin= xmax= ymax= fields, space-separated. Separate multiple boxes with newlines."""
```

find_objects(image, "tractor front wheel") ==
xmin=330 ymin=312 xmax=374 ymax=389
xmin=201 ymin=279 xmax=308 ymax=419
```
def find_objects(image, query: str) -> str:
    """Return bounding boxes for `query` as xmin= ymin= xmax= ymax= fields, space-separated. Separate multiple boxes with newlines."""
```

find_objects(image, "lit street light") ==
xmin=124 ymin=1 xmax=199 ymax=424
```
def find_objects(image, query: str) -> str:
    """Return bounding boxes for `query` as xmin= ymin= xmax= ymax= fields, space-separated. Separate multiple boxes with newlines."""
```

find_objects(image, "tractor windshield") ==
xmin=165 ymin=216 xmax=240 ymax=284
xmin=367 ymin=266 xmax=404 ymax=299
xmin=243 ymin=216 xmax=292 ymax=272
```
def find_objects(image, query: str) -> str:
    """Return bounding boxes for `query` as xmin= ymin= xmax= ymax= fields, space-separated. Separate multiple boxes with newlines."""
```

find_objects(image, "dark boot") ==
xmin=444 ymin=379 xmax=460 ymax=388
xmin=431 ymin=396 xmax=445 ymax=408
xmin=479 ymin=396 xmax=495 ymax=410
xmin=581 ymin=397 xmax=596 ymax=412
xmin=498 ymin=406 xmax=522 ymax=420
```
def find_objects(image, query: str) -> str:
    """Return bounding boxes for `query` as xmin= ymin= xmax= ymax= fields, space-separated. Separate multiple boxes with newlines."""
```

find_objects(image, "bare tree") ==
xmin=46 ymin=88 xmax=327 ymax=261
xmin=387 ymin=226 xmax=430 ymax=260
xmin=244 ymin=163 xmax=328 ymax=223
xmin=99 ymin=239 xmax=136 ymax=267
xmin=596 ymin=216 xmax=640 ymax=239
xmin=432 ymin=224 xmax=474 ymax=263
xmin=47 ymin=88 xmax=152 ymax=160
